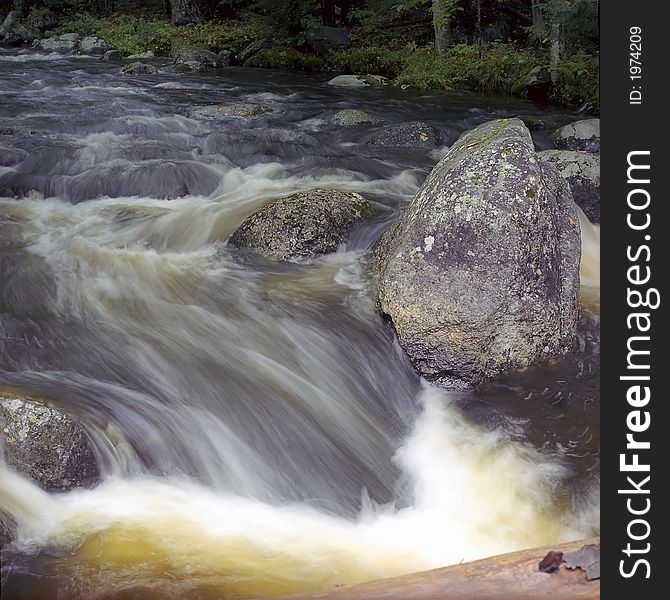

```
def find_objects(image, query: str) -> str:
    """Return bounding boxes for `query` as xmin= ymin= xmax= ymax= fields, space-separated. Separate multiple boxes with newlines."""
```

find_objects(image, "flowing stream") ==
xmin=0 ymin=48 xmax=599 ymax=599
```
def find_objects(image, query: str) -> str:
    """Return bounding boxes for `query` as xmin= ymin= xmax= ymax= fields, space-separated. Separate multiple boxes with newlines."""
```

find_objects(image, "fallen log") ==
xmin=280 ymin=538 xmax=600 ymax=600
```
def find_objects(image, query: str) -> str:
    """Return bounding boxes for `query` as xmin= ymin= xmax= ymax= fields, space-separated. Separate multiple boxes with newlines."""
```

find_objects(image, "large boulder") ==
xmin=368 ymin=121 xmax=443 ymax=149
xmin=1 ymin=11 xmax=39 ymax=46
xmin=538 ymin=150 xmax=600 ymax=223
xmin=372 ymin=118 xmax=581 ymax=388
xmin=229 ymin=189 xmax=373 ymax=261
xmin=36 ymin=33 xmax=80 ymax=53
xmin=190 ymin=103 xmax=271 ymax=120
xmin=118 ymin=61 xmax=158 ymax=76
xmin=332 ymin=109 xmax=384 ymax=126
xmin=327 ymin=74 xmax=388 ymax=87
xmin=552 ymin=119 xmax=600 ymax=153
xmin=0 ymin=390 xmax=99 ymax=491
xmin=0 ymin=11 xmax=21 ymax=36
xmin=174 ymin=47 xmax=220 ymax=71
xmin=296 ymin=26 xmax=351 ymax=55
xmin=79 ymin=35 xmax=114 ymax=55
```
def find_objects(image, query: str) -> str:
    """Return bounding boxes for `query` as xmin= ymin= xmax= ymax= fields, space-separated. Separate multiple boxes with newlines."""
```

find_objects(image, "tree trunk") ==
xmin=531 ymin=0 xmax=544 ymax=30
xmin=339 ymin=0 xmax=350 ymax=26
xmin=322 ymin=0 xmax=336 ymax=27
xmin=171 ymin=0 xmax=204 ymax=26
xmin=549 ymin=19 xmax=561 ymax=85
xmin=432 ymin=0 xmax=452 ymax=58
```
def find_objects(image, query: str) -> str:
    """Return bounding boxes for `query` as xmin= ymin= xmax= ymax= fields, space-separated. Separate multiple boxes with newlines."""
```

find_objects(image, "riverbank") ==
xmin=2 ymin=8 xmax=599 ymax=111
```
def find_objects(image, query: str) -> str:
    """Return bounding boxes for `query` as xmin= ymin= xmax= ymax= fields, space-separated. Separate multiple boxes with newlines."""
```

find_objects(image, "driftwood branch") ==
xmin=281 ymin=537 xmax=600 ymax=600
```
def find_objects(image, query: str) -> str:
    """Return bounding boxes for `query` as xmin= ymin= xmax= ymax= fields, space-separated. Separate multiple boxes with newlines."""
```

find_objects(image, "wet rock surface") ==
xmin=229 ymin=189 xmax=373 ymax=261
xmin=372 ymin=118 xmax=581 ymax=388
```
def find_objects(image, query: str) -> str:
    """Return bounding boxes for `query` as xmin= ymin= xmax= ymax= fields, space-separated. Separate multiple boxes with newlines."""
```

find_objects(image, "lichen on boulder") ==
xmin=538 ymin=149 xmax=600 ymax=223
xmin=372 ymin=118 xmax=581 ymax=388
xmin=229 ymin=189 xmax=373 ymax=261
xmin=0 ymin=389 xmax=99 ymax=491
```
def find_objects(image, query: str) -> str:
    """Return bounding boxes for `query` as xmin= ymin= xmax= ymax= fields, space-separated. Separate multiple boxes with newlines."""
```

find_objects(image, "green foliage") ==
xmin=528 ymin=0 xmax=599 ymax=54
xmin=56 ymin=14 xmax=261 ymax=56
xmin=395 ymin=43 xmax=542 ymax=94
xmin=244 ymin=46 xmax=323 ymax=71
xmin=554 ymin=53 xmax=599 ymax=109
xmin=393 ymin=46 xmax=451 ymax=89
xmin=325 ymin=46 xmax=405 ymax=79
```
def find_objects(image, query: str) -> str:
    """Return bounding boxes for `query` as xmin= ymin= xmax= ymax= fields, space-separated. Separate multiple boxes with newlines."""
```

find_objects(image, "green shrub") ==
xmin=245 ymin=47 xmax=324 ymax=72
xmin=325 ymin=46 xmax=405 ymax=79
xmin=245 ymin=47 xmax=304 ymax=69
xmin=394 ymin=47 xmax=452 ymax=90
xmin=554 ymin=54 xmax=599 ymax=110
xmin=56 ymin=15 xmax=262 ymax=57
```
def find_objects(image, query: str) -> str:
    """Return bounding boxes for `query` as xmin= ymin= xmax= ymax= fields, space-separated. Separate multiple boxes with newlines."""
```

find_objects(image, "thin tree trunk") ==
xmin=322 ymin=0 xmax=336 ymax=27
xmin=171 ymin=0 xmax=204 ymax=26
xmin=339 ymin=0 xmax=350 ymax=27
xmin=549 ymin=20 xmax=561 ymax=84
xmin=432 ymin=0 xmax=452 ymax=58
xmin=531 ymin=0 xmax=544 ymax=30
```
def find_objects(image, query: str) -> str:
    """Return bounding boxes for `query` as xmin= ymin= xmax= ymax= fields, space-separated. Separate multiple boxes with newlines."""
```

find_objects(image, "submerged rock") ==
xmin=174 ymin=47 xmax=220 ymax=71
xmin=539 ymin=150 xmax=600 ymax=223
xmin=327 ymin=74 xmax=388 ymax=88
xmin=126 ymin=50 xmax=155 ymax=59
xmin=229 ymin=189 xmax=373 ymax=261
xmin=368 ymin=121 xmax=442 ymax=149
xmin=118 ymin=61 xmax=158 ymax=76
xmin=552 ymin=119 xmax=600 ymax=153
xmin=101 ymin=49 xmax=121 ymax=62
xmin=0 ymin=389 xmax=99 ymax=491
xmin=191 ymin=103 xmax=272 ymax=120
xmin=332 ymin=109 xmax=384 ymax=126
xmin=79 ymin=35 xmax=115 ymax=55
xmin=372 ymin=118 xmax=581 ymax=388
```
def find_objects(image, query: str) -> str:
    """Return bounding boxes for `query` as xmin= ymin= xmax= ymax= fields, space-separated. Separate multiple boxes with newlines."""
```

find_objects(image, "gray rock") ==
xmin=327 ymin=74 xmax=388 ymax=87
xmin=368 ymin=121 xmax=442 ymax=149
xmin=2 ymin=24 xmax=39 ymax=45
xmin=118 ymin=61 xmax=158 ymax=76
xmin=36 ymin=33 xmax=80 ymax=53
xmin=126 ymin=50 xmax=155 ymax=59
xmin=174 ymin=60 xmax=209 ymax=73
xmin=523 ymin=65 xmax=552 ymax=104
xmin=79 ymin=35 xmax=114 ymax=55
xmin=26 ymin=9 xmax=57 ymax=31
xmin=229 ymin=189 xmax=373 ymax=261
xmin=174 ymin=47 xmax=220 ymax=70
xmin=296 ymin=26 xmax=351 ymax=55
xmin=372 ymin=118 xmax=581 ymax=388
xmin=101 ymin=49 xmax=121 ymax=62
xmin=539 ymin=150 xmax=600 ymax=223
xmin=332 ymin=109 xmax=384 ymax=126
xmin=0 ymin=10 xmax=21 ymax=37
xmin=0 ymin=390 xmax=99 ymax=491
xmin=218 ymin=49 xmax=236 ymax=66
xmin=552 ymin=119 xmax=600 ymax=153
xmin=238 ymin=35 xmax=274 ymax=64
xmin=190 ymin=103 xmax=271 ymax=120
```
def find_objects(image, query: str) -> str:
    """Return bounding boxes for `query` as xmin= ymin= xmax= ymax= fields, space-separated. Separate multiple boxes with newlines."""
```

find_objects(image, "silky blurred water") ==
xmin=0 ymin=48 xmax=599 ymax=599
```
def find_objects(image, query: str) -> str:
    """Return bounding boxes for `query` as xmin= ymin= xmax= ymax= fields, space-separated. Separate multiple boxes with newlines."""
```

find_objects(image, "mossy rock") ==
xmin=229 ymin=189 xmax=373 ymax=261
